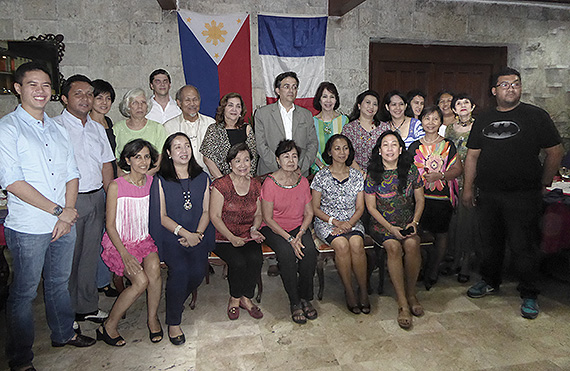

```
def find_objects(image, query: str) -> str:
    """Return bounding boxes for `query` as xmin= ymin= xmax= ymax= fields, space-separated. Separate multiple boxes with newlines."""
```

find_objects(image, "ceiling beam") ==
xmin=156 ymin=0 xmax=176 ymax=10
xmin=328 ymin=0 xmax=367 ymax=16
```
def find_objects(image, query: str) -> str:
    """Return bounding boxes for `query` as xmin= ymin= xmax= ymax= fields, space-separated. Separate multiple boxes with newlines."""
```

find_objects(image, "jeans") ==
xmin=5 ymin=227 xmax=76 ymax=369
xmin=476 ymin=190 xmax=542 ymax=299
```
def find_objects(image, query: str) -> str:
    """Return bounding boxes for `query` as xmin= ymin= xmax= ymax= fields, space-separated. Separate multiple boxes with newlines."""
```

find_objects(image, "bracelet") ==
xmin=328 ymin=216 xmax=334 ymax=225
xmin=411 ymin=220 xmax=419 ymax=226
xmin=196 ymin=231 xmax=204 ymax=238
xmin=250 ymin=226 xmax=258 ymax=232
xmin=287 ymin=235 xmax=294 ymax=243
xmin=440 ymin=171 xmax=445 ymax=180
xmin=173 ymin=225 xmax=182 ymax=236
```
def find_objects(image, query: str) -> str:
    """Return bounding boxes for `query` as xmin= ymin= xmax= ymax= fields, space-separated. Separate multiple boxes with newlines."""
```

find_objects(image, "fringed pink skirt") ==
xmin=101 ymin=233 xmax=158 ymax=276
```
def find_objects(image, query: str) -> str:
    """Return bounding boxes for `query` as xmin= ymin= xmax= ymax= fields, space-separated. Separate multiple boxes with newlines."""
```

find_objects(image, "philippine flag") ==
xmin=177 ymin=10 xmax=252 ymax=120
xmin=258 ymin=14 xmax=327 ymax=115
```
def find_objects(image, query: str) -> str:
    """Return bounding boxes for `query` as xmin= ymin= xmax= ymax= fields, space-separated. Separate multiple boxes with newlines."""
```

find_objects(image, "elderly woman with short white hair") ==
xmin=114 ymin=88 xmax=168 ymax=175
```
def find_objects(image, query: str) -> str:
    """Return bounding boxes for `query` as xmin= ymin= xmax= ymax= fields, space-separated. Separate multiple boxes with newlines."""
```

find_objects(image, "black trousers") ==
xmin=476 ymin=189 xmax=542 ymax=299
xmin=260 ymin=226 xmax=317 ymax=306
xmin=214 ymin=240 xmax=262 ymax=299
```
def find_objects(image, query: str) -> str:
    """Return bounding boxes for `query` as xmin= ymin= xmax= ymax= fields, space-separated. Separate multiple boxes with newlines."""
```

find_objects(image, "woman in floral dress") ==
xmin=408 ymin=106 xmax=463 ymax=290
xmin=365 ymin=131 xmax=425 ymax=329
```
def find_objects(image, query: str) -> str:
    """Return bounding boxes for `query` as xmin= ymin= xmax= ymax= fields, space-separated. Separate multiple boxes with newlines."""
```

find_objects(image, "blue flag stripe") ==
xmin=177 ymin=14 xmax=220 ymax=118
xmin=258 ymin=15 xmax=327 ymax=57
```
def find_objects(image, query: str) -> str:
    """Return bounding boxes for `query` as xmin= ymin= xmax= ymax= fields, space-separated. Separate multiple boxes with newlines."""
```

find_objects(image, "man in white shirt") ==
xmin=54 ymin=75 xmax=115 ymax=325
xmin=254 ymin=71 xmax=317 ymax=176
xmin=1 ymin=63 xmax=95 ymax=371
xmin=145 ymin=69 xmax=182 ymax=124
xmin=164 ymin=85 xmax=215 ymax=171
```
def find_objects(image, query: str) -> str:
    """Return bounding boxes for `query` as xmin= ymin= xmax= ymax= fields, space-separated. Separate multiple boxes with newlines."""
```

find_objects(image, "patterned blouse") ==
xmin=310 ymin=167 xmax=365 ymax=242
xmin=211 ymin=174 xmax=261 ymax=242
xmin=364 ymin=165 xmax=423 ymax=241
xmin=311 ymin=114 xmax=349 ymax=173
xmin=199 ymin=122 xmax=258 ymax=176
xmin=408 ymin=138 xmax=459 ymax=206
xmin=341 ymin=119 xmax=390 ymax=170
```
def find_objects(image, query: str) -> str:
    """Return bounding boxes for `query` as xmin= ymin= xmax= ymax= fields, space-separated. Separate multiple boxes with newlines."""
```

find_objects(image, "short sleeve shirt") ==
xmin=211 ymin=175 xmax=261 ymax=241
xmin=261 ymin=175 xmax=311 ymax=231
xmin=113 ymin=119 xmax=168 ymax=158
xmin=467 ymin=102 xmax=561 ymax=192
xmin=310 ymin=167 xmax=364 ymax=241
xmin=364 ymin=165 xmax=423 ymax=239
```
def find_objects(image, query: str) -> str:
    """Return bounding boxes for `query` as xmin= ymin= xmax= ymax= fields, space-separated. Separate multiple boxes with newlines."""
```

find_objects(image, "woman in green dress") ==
xmin=311 ymin=82 xmax=349 ymax=174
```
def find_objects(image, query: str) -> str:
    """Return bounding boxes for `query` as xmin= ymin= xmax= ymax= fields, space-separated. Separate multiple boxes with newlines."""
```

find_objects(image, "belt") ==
xmin=79 ymin=187 xmax=103 ymax=195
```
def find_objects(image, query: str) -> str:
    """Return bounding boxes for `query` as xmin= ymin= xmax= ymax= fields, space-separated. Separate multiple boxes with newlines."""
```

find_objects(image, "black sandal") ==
xmin=96 ymin=325 xmax=126 ymax=347
xmin=300 ymin=299 xmax=318 ymax=320
xmin=147 ymin=318 xmax=163 ymax=343
xmin=290 ymin=304 xmax=307 ymax=324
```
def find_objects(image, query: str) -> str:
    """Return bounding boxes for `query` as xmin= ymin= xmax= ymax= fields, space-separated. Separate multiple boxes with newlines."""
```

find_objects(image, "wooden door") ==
xmin=369 ymin=43 xmax=507 ymax=111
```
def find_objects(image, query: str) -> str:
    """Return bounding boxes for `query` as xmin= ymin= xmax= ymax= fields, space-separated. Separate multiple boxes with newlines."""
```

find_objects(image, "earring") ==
xmin=168 ymin=156 xmax=172 ymax=159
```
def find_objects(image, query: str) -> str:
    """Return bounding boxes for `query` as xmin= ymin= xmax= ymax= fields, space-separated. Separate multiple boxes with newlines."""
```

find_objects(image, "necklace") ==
xmin=127 ymin=175 xmax=145 ymax=187
xmin=180 ymin=179 xmax=192 ymax=210
xmin=423 ymin=135 xmax=442 ymax=145
xmin=458 ymin=117 xmax=474 ymax=127
xmin=323 ymin=120 xmax=332 ymax=134
xmin=390 ymin=118 xmax=406 ymax=134
xmin=268 ymin=173 xmax=302 ymax=189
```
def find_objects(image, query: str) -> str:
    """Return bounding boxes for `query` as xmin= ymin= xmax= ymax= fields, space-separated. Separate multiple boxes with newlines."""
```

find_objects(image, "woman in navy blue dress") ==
xmin=150 ymin=132 xmax=214 ymax=345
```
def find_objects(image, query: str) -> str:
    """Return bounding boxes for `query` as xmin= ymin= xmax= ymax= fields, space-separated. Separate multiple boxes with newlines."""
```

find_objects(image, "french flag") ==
xmin=177 ymin=10 xmax=252 ymax=120
xmin=258 ymin=14 xmax=327 ymax=115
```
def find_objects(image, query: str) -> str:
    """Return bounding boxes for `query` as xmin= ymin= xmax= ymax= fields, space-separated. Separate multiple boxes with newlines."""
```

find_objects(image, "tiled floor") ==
xmin=1 ymin=261 xmax=570 ymax=371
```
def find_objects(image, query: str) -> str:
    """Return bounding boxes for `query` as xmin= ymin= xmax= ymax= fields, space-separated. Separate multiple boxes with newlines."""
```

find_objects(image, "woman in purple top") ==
xmin=341 ymin=90 xmax=390 ymax=172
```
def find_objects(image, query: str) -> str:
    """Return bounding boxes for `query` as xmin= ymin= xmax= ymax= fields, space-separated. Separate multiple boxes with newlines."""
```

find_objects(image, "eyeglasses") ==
xmin=496 ymin=81 xmax=521 ymax=90
xmin=281 ymin=84 xmax=298 ymax=91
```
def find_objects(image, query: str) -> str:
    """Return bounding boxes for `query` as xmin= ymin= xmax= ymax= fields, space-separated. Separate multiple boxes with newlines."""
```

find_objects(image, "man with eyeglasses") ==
xmin=254 ymin=71 xmax=317 ymax=176
xmin=462 ymin=67 xmax=563 ymax=319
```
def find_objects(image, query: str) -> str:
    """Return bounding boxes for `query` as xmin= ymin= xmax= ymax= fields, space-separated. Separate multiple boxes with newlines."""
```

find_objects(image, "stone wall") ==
xmin=1 ymin=0 xmax=568 ymax=140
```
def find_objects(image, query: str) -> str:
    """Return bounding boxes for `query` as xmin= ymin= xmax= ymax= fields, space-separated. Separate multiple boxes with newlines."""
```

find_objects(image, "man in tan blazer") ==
xmin=254 ymin=71 xmax=317 ymax=176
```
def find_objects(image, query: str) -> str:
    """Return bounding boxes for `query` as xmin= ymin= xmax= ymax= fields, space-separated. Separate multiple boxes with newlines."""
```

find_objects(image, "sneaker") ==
xmin=73 ymin=321 xmax=81 ymax=335
xmin=520 ymin=298 xmax=539 ymax=319
xmin=467 ymin=280 xmax=498 ymax=298
xmin=75 ymin=309 xmax=108 ymax=323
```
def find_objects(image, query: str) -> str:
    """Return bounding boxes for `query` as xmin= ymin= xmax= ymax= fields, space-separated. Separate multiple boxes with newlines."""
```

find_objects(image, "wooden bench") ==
xmin=196 ymin=233 xmax=434 ymax=308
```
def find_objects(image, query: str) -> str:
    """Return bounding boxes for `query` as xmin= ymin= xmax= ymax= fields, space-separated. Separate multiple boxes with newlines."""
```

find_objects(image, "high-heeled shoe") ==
xmin=96 ymin=325 xmax=125 ymax=347
xmin=360 ymin=303 xmax=371 ymax=314
xmin=346 ymin=303 xmax=361 ymax=314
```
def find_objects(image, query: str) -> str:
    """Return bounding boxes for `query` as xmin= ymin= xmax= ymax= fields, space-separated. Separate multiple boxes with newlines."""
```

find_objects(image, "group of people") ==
xmin=0 ymin=62 xmax=563 ymax=371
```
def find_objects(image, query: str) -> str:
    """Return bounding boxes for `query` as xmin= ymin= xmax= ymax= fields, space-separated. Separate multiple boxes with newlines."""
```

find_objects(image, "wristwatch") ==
xmin=53 ymin=205 xmax=63 ymax=217
xmin=287 ymin=235 xmax=294 ymax=243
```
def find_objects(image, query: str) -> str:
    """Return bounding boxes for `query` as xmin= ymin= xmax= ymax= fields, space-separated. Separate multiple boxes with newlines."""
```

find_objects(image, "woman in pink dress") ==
xmin=99 ymin=139 xmax=162 ymax=346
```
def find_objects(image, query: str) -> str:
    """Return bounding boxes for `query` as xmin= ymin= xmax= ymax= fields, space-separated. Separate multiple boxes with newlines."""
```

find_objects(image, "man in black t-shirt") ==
xmin=462 ymin=67 xmax=563 ymax=319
